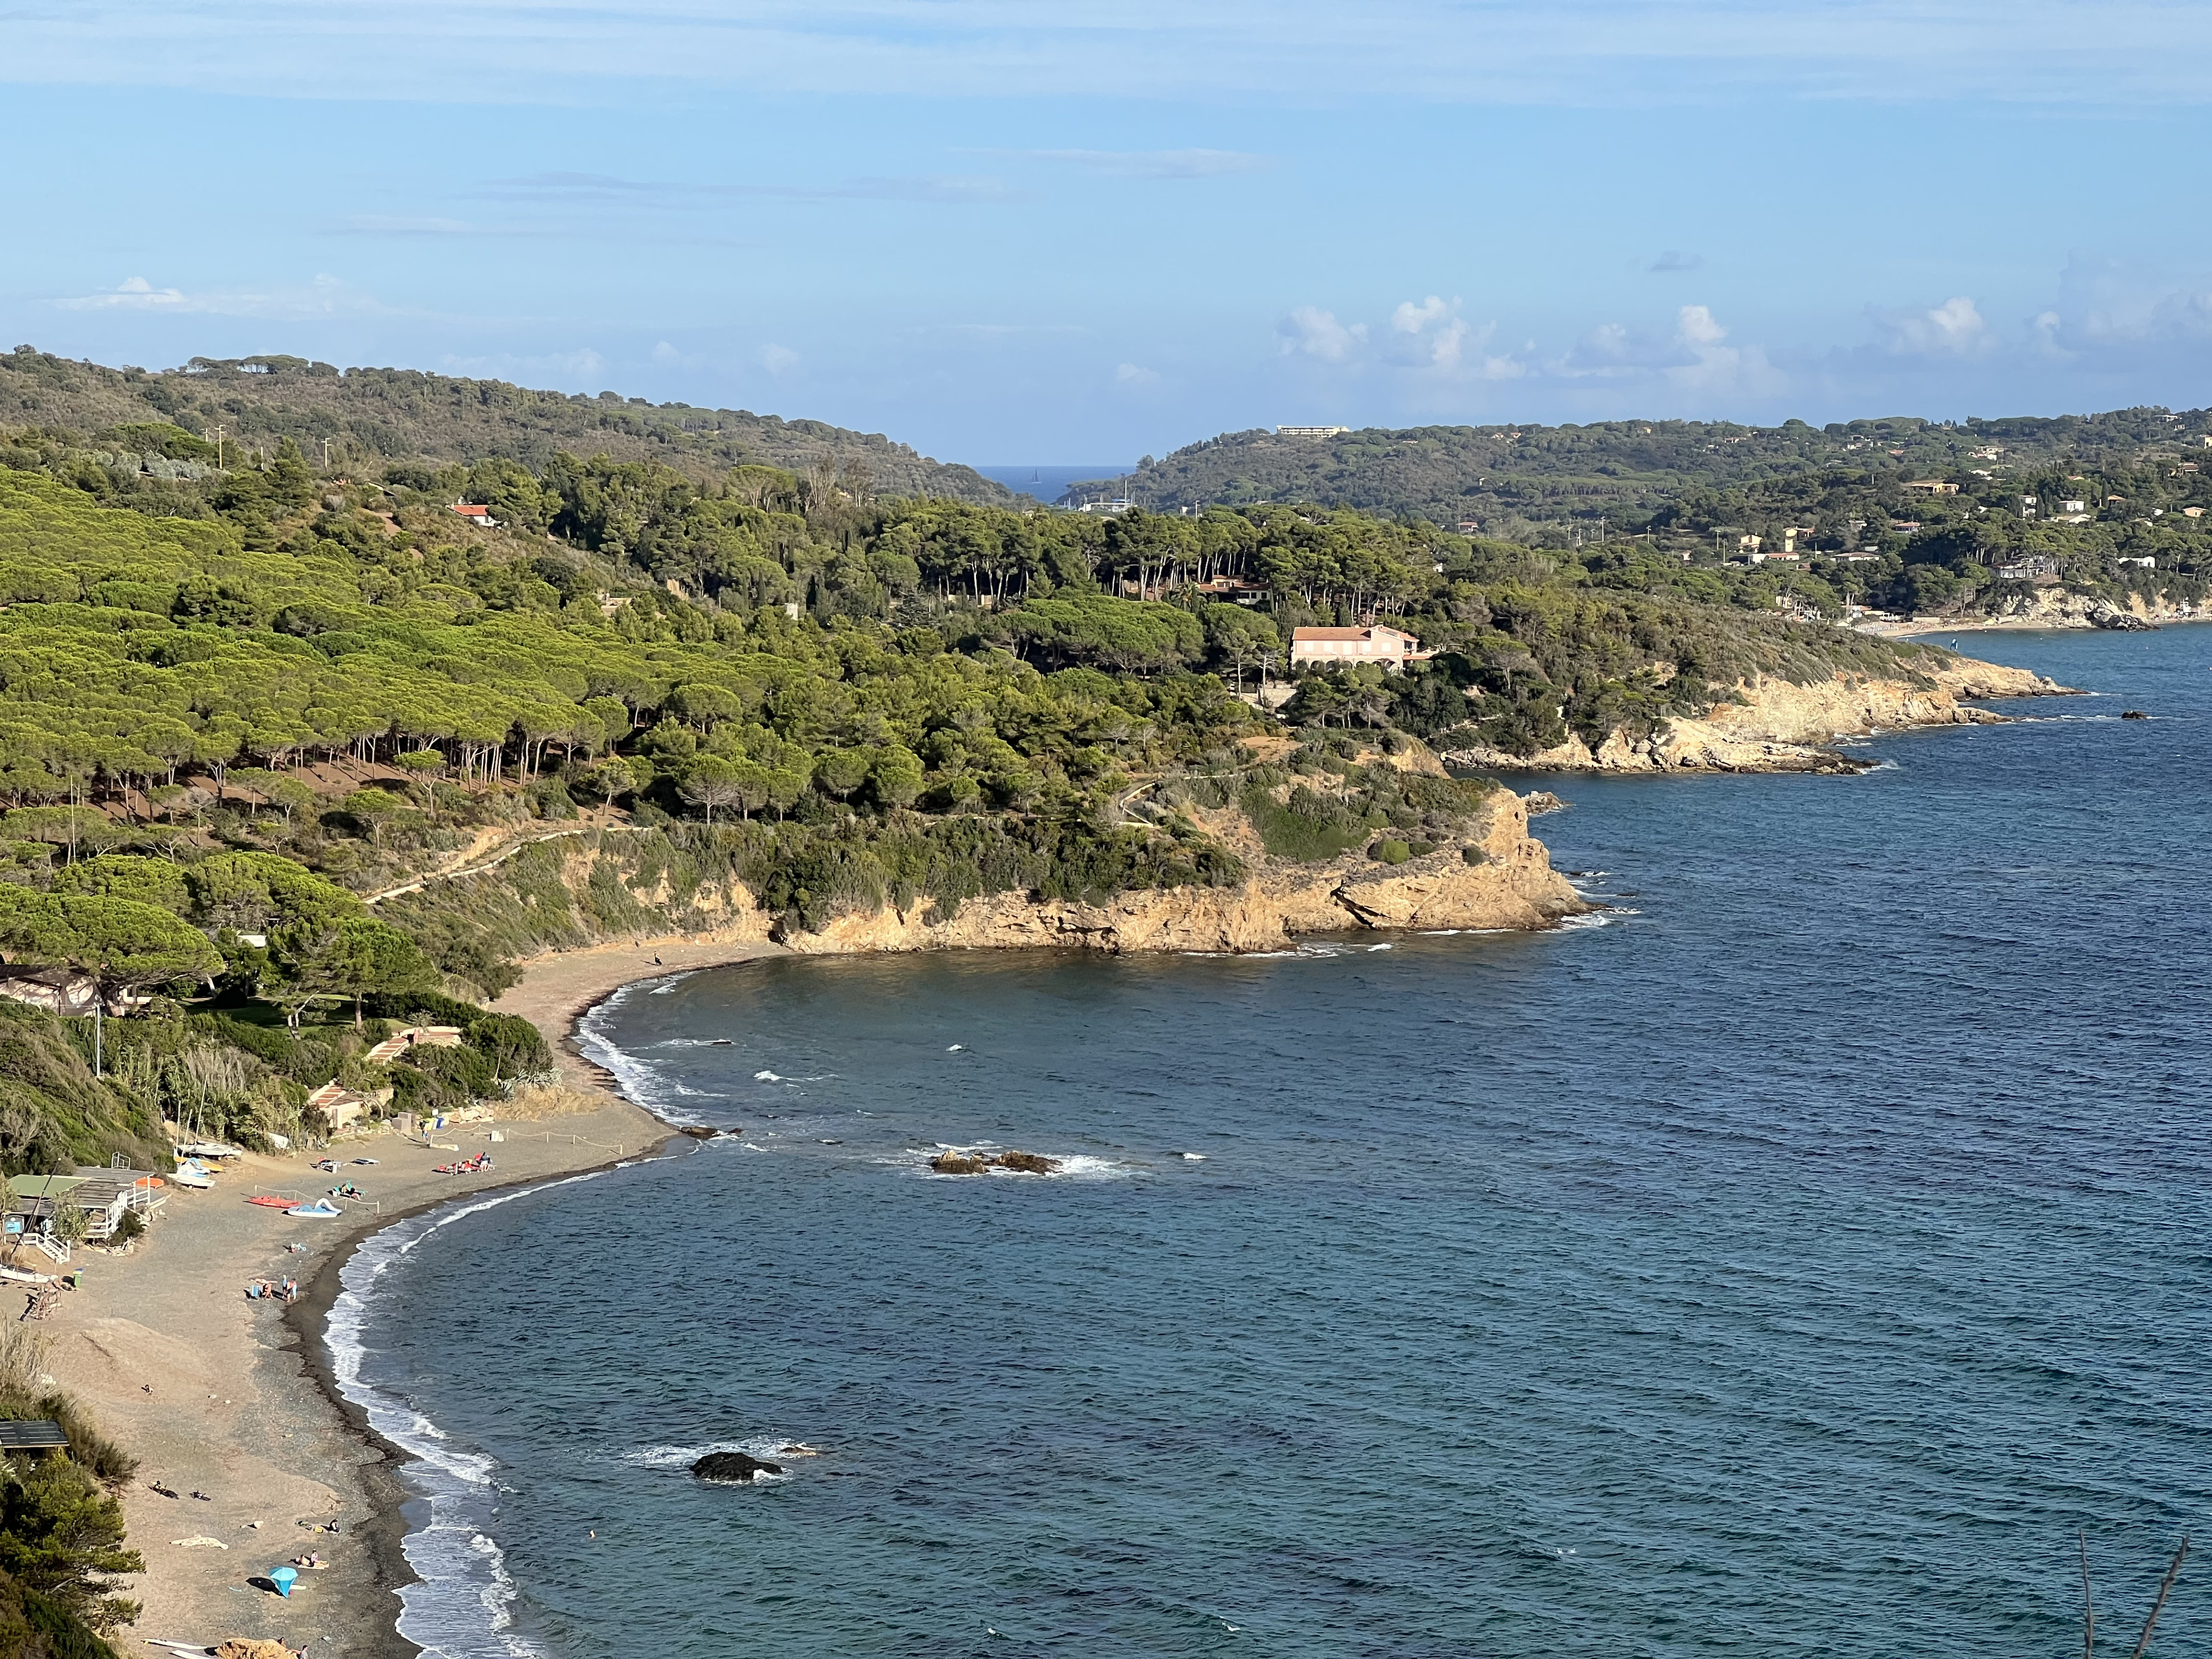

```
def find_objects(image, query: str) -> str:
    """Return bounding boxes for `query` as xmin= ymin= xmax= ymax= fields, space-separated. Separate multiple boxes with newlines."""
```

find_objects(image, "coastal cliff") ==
xmin=444 ymin=787 xmax=1584 ymax=971
xmin=776 ymin=789 xmax=1579 ymax=954
xmin=1440 ymin=657 xmax=2072 ymax=775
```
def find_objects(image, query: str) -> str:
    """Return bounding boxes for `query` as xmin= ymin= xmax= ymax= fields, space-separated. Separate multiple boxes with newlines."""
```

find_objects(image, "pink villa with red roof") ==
xmin=1288 ymin=624 xmax=1431 ymax=671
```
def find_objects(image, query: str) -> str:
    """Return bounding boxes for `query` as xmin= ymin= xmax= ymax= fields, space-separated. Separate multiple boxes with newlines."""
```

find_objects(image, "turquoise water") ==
xmin=344 ymin=627 xmax=2212 ymax=1657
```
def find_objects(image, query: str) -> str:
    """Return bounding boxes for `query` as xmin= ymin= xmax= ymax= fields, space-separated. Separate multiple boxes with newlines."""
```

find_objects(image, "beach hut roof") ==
xmin=0 ymin=1422 xmax=69 ymax=1452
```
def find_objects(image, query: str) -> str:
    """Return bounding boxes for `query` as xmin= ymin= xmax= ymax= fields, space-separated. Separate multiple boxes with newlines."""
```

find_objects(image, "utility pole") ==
xmin=213 ymin=425 xmax=225 ymax=468
xmin=321 ymin=438 xmax=331 ymax=469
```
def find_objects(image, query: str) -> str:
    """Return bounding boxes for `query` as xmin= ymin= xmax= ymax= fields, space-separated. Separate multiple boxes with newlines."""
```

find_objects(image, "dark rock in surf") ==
xmin=693 ymin=1451 xmax=783 ymax=1483
xmin=994 ymin=1150 xmax=1061 ymax=1175
xmin=2122 ymin=709 xmax=2150 ymax=719
xmin=931 ymin=1151 xmax=989 ymax=1174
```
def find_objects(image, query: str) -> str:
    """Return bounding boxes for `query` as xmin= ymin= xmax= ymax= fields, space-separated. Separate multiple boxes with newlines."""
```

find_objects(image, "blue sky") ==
xmin=4 ymin=1 xmax=2212 ymax=463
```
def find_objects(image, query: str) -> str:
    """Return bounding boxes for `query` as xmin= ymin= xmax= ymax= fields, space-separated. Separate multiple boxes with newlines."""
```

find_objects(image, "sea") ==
xmin=972 ymin=465 xmax=1130 ymax=505
xmin=330 ymin=625 xmax=2212 ymax=1658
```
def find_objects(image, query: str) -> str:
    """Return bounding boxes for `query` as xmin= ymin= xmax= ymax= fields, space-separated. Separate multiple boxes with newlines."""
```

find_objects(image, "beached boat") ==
xmin=176 ymin=1142 xmax=243 ymax=1160
xmin=170 ymin=1168 xmax=212 ymax=1190
xmin=246 ymin=1194 xmax=294 ymax=1209
xmin=285 ymin=1199 xmax=343 ymax=1219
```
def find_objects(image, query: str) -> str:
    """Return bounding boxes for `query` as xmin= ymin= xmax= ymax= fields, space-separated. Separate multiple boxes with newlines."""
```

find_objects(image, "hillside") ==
xmin=0 ymin=346 xmax=1017 ymax=505
xmin=1068 ymin=412 xmax=2212 ymax=527
xmin=1066 ymin=413 xmax=2212 ymax=623
xmin=0 ymin=427 xmax=2037 ymax=1183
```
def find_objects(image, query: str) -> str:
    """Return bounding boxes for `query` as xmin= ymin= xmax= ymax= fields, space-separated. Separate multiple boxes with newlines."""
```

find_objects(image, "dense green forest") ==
xmin=0 ymin=347 xmax=1016 ymax=508
xmin=1070 ymin=414 xmax=2212 ymax=617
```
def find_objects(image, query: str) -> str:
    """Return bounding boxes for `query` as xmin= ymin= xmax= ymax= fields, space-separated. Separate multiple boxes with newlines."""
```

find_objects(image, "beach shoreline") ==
xmin=20 ymin=932 xmax=781 ymax=1658
xmin=274 ymin=932 xmax=791 ymax=1656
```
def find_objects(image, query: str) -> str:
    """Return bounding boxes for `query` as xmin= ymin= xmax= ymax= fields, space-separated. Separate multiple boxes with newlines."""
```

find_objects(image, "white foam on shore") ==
xmin=327 ymin=1168 xmax=626 ymax=1658
xmin=1178 ymin=940 xmax=1401 ymax=961
xmin=575 ymin=983 xmax=708 ymax=1127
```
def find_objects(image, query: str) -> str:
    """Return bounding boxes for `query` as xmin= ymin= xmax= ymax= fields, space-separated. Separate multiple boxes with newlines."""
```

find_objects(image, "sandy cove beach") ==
xmin=27 ymin=932 xmax=782 ymax=1658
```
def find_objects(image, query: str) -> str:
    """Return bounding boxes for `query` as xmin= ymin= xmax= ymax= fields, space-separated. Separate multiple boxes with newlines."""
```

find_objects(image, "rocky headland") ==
xmin=775 ymin=788 xmax=1578 ymax=954
xmin=1440 ymin=656 xmax=2074 ymax=775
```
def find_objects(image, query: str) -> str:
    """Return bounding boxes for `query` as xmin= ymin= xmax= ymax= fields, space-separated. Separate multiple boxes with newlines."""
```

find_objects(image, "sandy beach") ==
xmin=29 ymin=930 xmax=782 ymax=1658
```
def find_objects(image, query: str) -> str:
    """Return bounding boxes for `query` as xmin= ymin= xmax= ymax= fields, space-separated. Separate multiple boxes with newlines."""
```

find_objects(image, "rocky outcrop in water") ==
xmin=2089 ymin=601 xmax=2156 ymax=631
xmin=930 ymin=1150 xmax=1062 ymax=1175
xmin=693 ymin=1451 xmax=783 ymax=1482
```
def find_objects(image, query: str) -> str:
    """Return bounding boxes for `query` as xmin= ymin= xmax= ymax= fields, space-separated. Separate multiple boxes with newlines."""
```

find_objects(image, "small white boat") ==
xmin=176 ymin=1142 xmax=243 ymax=1160
xmin=170 ymin=1162 xmax=214 ymax=1190
xmin=285 ymin=1199 xmax=343 ymax=1219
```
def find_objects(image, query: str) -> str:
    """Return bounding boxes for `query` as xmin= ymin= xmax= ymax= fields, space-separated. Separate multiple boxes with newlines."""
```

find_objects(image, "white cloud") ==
xmin=56 ymin=272 xmax=388 ymax=319
xmin=1878 ymin=294 xmax=1990 ymax=356
xmin=1556 ymin=305 xmax=1777 ymax=395
xmin=1277 ymin=306 xmax=1368 ymax=362
xmin=1115 ymin=362 xmax=1160 ymax=385
xmin=1388 ymin=295 xmax=1474 ymax=368
xmin=1279 ymin=295 xmax=1505 ymax=377
xmin=1666 ymin=303 xmax=1781 ymax=396
xmin=59 ymin=275 xmax=187 ymax=310
xmin=1676 ymin=304 xmax=1726 ymax=347
xmin=759 ymin=343 xmax=801 ymax=375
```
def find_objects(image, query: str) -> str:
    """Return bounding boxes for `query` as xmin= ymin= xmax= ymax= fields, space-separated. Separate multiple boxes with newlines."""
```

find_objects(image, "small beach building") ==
xmin=7 ymin=1171 xmax=164 ymax=1240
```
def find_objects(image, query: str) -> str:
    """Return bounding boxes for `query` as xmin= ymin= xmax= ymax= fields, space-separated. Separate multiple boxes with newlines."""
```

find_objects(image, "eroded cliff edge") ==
xmin=774 ymin=788 xmax=1581 ymax=954
xmin=449 ymin=785 xmax=1586 ymax=970
xmin=1440 ymin=656 xmax=2073 ymax=775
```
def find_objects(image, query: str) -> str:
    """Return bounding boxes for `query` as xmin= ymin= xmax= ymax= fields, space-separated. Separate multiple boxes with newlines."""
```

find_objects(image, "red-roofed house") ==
xmin=1289 ymin=625 xmax=1430 ymax=671
xmin=449 ymin=502 xmax=498 ymax=527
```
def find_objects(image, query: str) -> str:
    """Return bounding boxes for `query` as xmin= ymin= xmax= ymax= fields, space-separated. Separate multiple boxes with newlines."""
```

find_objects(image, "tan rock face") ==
xmin=778 ymin=791 xmax=1582 ymax=956
xmin=499 ymin=791 xmax=1582 ymax=962
xmin=1443 ymin=658 xmax=2072 ymax=774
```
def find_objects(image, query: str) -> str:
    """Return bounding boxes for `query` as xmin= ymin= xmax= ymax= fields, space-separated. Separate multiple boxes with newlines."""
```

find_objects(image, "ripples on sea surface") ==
xmin=351 ymin=628 xmax=2212 ymax=1657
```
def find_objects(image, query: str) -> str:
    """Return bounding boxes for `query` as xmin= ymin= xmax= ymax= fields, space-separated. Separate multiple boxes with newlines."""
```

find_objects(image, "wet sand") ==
xmin=37 ymin=932 xmax=781 ymax=1656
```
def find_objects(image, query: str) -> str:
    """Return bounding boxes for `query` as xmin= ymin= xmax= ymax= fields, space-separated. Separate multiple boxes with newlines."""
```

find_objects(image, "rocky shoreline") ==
xmin=775 ymin=788 xmax=1583 ymax=954
xmin=1439 ymin=659 xmax=2075 ymax=776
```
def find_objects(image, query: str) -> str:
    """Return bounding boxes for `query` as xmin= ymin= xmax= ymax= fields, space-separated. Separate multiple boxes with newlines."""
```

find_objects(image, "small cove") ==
xmin=348 ymin=627 xmax=2212 ymax=1658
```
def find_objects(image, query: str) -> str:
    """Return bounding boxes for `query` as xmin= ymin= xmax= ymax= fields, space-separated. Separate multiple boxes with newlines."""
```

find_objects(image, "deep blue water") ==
xmin=342 ymin=627 xmax=2212 ymax=1658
